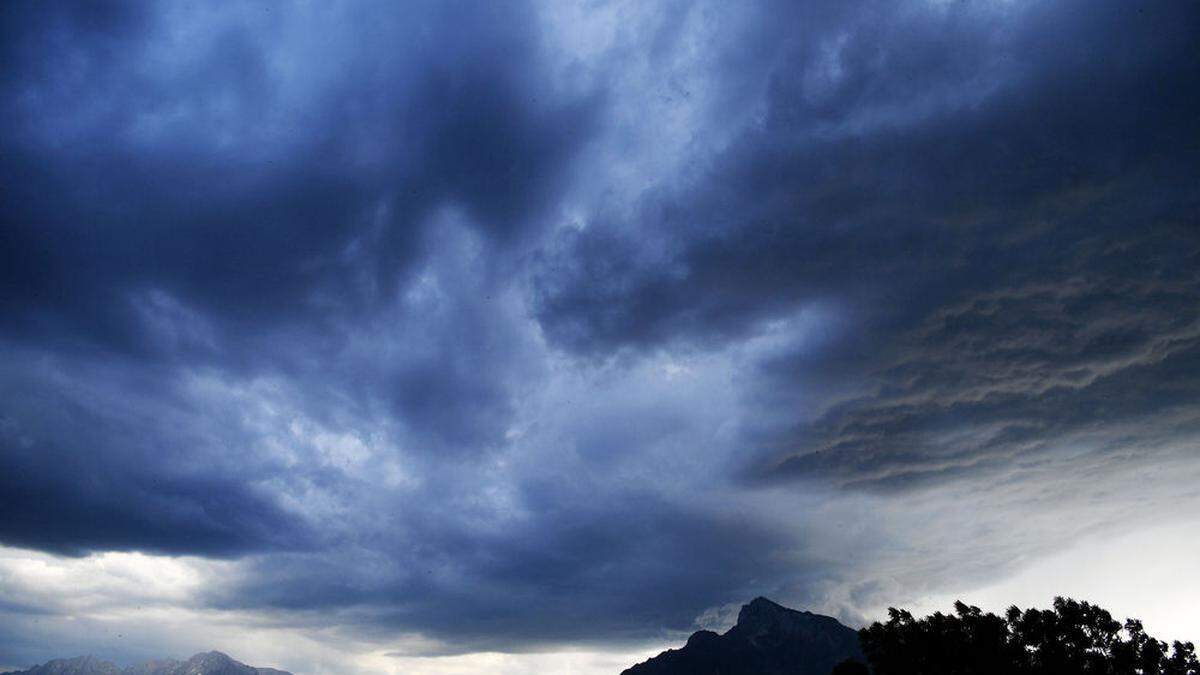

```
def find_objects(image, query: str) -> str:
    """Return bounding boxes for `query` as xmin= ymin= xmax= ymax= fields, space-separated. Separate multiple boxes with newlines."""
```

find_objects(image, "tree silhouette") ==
xmin=859 ymin=597 xmax=1199 ymax=675
xmin=831 ymin=658 xmax=870 ymax=675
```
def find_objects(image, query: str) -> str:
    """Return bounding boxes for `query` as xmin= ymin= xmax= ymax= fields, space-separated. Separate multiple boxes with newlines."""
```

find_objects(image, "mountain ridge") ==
xmin=622 ymin=597 xmax=865 ymax=675
xmin=1 ymin=651 xmax=290 ymax=675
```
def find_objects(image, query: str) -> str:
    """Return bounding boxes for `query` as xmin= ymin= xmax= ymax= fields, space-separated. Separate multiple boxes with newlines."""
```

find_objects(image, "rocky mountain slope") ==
xmin=622 ymin=597 xmax=866 ymax=675
xmin=2 ymin=651 xmax=290 ymax=675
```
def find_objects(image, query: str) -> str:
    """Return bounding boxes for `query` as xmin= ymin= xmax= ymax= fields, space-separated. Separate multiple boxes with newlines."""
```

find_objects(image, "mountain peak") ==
xmin=738 ymin=597 xmax=793 ymax=621
xmin=10 ymin=656 xmax=120 ymax=675
xmin=622 ymin=597 xmax=865 ymax=675
xmin=732 ymin=596 xmax=829 ymax=641
xmin=2 ymin=652 xmax=290 ymax=675
xmin=184 ymin=652 xmax=232 ymax=666
xmin=745 ymin=597 xmax=784 ymax=610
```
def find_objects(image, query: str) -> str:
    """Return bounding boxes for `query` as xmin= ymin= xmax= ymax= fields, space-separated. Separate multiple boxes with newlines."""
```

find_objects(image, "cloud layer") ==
xmin=1 ymin=0 xmax=1198 ymax=672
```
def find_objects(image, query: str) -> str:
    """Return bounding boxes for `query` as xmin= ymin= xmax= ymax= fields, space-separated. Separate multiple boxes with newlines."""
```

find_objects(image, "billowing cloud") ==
xmin=1 ymin=1 xmax=1198 ymax=673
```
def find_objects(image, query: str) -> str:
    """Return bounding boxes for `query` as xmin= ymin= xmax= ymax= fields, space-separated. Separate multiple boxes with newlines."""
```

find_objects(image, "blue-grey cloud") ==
xmin=1 ymin=0 xmax=1199 ymax=666
xmin=0 ymin=0 xmax=598 ymax=557
xmin=532 ymin=0 xmax=1200 ymax=491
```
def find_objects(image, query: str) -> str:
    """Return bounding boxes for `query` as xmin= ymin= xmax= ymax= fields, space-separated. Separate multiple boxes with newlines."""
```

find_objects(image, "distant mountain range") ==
xmin=622 ymin=597 xmax=866 ymax=675
xmin=5 ymin=600 xmax=858 ymax=675
xmin=1 ymin=651 xmax=290 ymax=675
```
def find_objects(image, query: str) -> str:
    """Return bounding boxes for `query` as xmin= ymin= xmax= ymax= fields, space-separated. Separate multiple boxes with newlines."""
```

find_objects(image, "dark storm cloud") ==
xmin=2 ymin=0 xmax=1200 ymax=662
xmin=208 ymin=485 xmax=797 ymax=651
xmin=533 ymin=0 xmax=1200 ymax=487
xmin=0 ymin=346 xmax=315 ymax=557
xmin=0 ymin=0 xmax=597 ymax=556
xmin=763 ymin=235 xmax=1200 ymax=490
xmin=0 ymin=1 xmax=593 ymax=351
xmin=537 ymin=0 xmax=1198 ymax=353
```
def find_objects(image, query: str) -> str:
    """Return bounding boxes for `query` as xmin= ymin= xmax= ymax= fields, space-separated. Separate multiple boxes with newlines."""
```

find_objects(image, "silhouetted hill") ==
xmin=622 ymin=597 xmax=866 ymax=675
xmin=2 ymin=651 xmax=290 ymax=675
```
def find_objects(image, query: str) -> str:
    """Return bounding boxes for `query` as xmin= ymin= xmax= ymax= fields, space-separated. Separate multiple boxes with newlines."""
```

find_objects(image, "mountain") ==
xmin=622 ymin=597 xmax=866 ymax=675
xmin=2 ymin=651 xmax=290 ymax=675
xmin=0 ymin=656 xmax=121 ymax=675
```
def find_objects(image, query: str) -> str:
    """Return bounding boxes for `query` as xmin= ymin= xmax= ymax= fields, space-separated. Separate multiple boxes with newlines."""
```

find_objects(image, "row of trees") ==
xmin=847 ymin=597 xmax=1198 ymax=674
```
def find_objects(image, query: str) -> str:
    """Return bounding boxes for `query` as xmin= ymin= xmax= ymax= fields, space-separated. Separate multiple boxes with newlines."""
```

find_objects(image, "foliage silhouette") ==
xmin=830 ymin=658 xmax=871 ymax=675
xmin=859 ymin=597 xmax=1199 ymax=675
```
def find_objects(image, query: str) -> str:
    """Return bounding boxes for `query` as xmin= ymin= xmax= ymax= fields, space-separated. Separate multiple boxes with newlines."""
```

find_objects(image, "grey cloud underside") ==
xmin=534 ymin=0 xmax=1200 ymax=488
xmin=0 ymin=0 xmax=596 ymax=556
xmin=206 ymin=489 xmax=796 ymax=650
xmin=0 ymin=351 xmax=315 ymax=557
xmin=765 ymin=256 xmax=1200 ymax=490
xmin=0 ymin=0 xmax=1199 ymax=657
xmin=535 ymin=1 xmax=1198 ymax=353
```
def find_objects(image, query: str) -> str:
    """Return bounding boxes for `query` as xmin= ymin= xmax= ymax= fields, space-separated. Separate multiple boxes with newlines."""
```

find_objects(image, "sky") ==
xmin=0 ymin=1 xmax=1198 ymax=673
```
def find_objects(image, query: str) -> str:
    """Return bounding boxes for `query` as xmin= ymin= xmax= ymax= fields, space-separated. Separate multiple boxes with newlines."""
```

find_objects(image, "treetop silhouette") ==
xmin=860 ymin=597 xmax=1198 ymax=675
